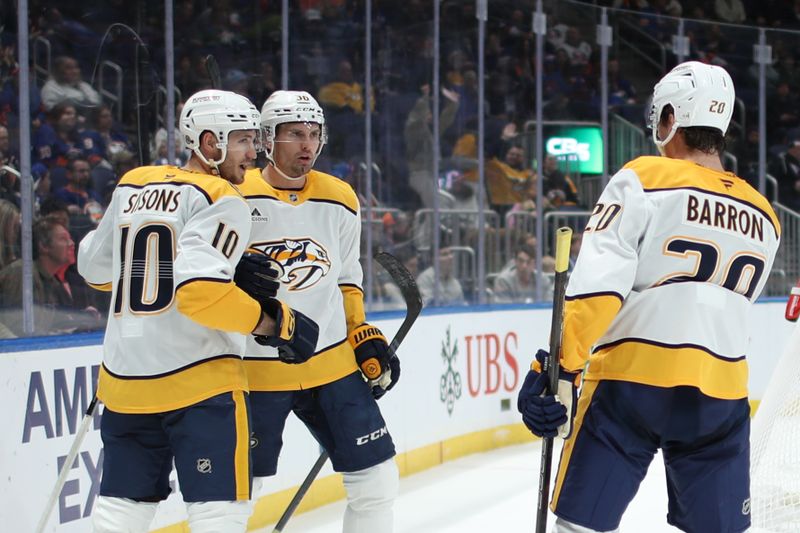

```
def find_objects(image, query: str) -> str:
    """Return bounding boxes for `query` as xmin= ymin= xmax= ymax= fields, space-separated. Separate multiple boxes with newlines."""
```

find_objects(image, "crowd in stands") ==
xmin=1 ymin=0 xmax=799 ymax=335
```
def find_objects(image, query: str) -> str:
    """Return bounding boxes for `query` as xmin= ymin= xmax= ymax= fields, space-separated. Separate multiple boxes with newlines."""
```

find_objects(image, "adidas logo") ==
xmin=251 ymin=207 xmax=269 ymax=222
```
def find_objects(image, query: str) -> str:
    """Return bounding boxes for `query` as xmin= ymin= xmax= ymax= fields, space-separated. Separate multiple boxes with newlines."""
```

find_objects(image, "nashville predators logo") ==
xmin=254 ymin=238 xmax=332 ymax=291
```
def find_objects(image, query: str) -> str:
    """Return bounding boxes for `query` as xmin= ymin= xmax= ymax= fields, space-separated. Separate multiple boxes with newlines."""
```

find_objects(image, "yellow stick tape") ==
xmin=554 ymin=227 xmax=573 ymax=273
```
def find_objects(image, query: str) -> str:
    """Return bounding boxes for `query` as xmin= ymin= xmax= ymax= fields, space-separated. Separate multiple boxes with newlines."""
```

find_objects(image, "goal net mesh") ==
xmin=750 ymin=322 xmax=800 ymax=532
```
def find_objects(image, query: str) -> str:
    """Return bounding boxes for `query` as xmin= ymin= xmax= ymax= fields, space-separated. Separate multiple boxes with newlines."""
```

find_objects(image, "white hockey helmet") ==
xmin=180 ymin=89 xmax=262 ymax=173
xmin=260 ymin=90 xmax=327 ymax=166
xmin=650 ymin=61 xmax=735 ymax=155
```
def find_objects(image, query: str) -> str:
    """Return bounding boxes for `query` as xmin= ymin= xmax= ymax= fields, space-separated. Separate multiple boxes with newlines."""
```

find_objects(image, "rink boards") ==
xmin=1 ymin=301 xmax=792 ymax=532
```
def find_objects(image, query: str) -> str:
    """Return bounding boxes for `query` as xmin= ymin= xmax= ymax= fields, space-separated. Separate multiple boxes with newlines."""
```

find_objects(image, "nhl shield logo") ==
xmin=196 ymin=458 xmax=212 ymax=474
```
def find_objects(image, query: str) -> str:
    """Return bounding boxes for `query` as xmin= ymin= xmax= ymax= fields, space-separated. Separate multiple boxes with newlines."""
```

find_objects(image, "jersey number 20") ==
xmin=658 ymin=237 xmax=766 ymax=299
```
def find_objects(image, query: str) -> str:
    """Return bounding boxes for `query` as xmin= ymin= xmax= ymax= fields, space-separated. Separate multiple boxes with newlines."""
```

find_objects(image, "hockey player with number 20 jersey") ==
xmin=517 ymin=62 xmax=780 ymax=532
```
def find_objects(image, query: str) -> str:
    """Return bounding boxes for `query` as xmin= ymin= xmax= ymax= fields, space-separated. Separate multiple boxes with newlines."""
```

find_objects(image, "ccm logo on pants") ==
xmin=356 ymin=426 xmax=388 ymax=446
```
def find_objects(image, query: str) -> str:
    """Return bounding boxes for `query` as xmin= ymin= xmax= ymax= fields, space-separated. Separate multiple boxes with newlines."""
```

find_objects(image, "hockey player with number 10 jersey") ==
xmin=78 ymin=90 xmax=319 ymax=533
xmin=518 ymin=62 xmax=780 ymax=532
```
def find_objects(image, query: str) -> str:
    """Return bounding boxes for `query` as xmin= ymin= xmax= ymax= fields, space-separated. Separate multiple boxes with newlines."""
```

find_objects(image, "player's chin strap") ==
xmin=192 ymin=145 xmax=227 ymax=176
xmin=265 ymin=138 xmax=322 ymax=182
xmin=267 ymin=160 xmax=306 ymax=182
xmin=652 ymin=121 xmax=680 ymax=156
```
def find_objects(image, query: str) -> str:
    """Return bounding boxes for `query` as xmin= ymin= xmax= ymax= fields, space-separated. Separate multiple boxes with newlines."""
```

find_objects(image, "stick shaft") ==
xmin=272 ymin=452 xmax=329 ymax=532
xmin=271 ymin=252 xmax=421 ymax=532
xmin=35 ymin=397 xmax=99 ymax=533
xmin=535 ymin=227 xmax=572 ymax=533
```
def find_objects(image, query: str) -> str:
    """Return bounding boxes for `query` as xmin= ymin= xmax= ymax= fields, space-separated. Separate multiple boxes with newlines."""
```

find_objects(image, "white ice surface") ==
xmin=255 ymin=440 xmax=682 ymax=532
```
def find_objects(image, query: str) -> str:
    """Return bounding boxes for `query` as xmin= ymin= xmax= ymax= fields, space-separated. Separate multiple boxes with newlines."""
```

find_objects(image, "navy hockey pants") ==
xmin=552 ymin=379 xmax=750 ymax=533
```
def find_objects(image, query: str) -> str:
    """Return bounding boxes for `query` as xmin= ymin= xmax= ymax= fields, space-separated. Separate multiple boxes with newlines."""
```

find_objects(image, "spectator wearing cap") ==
xmin=769 ymin=131 xmax=800 ymax=211
xmin=40 ymin=56 xmax=101 ymax=113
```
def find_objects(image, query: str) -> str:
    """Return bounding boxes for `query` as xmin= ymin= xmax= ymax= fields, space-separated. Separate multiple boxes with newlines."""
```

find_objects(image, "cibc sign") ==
xmin=543 ymin=124 xmax=604 ymax=174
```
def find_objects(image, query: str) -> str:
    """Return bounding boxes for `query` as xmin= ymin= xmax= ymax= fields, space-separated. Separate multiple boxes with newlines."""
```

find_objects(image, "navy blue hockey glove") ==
xmin=255 ymin=298 xmax=319 ymax=364
xmin=517 ymin=349 xmax=580 ymax=439
xmin=235 ymin=252 xmax=281 ymax=301
xmin=349 ymin=323 xmax=399 ymax=398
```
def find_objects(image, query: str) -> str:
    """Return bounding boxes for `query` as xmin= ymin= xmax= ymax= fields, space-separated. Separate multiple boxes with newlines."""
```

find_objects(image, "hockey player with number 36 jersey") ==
xmin=518 ymin=62 xmax=780 ymax=532
xmin=239 ymin=91 xmax=400 ymax=532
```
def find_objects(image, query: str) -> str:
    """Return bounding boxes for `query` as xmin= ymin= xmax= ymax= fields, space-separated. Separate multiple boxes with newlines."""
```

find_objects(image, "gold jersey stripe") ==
xmin=625 ymin=156 xmax=780 ymax=234
xmin=586 ymin=340 xmax=749 ymax=400
xmin=97 ymin=357 xmax=248 ymax=413
xmin=561 ymin=294 xmax=623 ymax=372
xmin=233 ymin=390 xmax=251 ymax=500
xmin=239 ymin=168 xmax=359 ymax=213
xmin=245 ymin=340 xmax=358 ymax=390
xmin=119 ymin=165 xmax=245 ymax=203
xmin=176 ymin=278 xmax=262 ymax=335
xmin=341 ymin=284 xmax=367 ymax=333
xmin=551 ymin=380 xmax=600 ymax=512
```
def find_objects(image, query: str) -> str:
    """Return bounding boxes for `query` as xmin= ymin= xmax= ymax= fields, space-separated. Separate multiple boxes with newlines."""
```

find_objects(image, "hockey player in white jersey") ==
xmin=238 ymin=90 xmax=400 ymax=532
xmin=78 ymin=89 xmax=319 ymax=533
xmin=517 ymin=62 xmax=780 ymax=532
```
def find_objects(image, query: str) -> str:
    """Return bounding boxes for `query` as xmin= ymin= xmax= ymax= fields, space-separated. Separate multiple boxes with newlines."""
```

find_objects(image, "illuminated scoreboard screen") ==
xmin=543 ymin=124 xmax=604 ymax=175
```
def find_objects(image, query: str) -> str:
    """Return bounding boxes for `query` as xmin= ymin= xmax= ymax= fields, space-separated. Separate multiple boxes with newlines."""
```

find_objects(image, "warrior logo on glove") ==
xmin=349 ymin=323 xmax=401 ymax=398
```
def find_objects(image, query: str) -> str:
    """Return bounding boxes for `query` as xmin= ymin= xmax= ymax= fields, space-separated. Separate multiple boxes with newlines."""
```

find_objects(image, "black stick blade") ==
xmin=205 ymin=55 xmax=222 ymax=89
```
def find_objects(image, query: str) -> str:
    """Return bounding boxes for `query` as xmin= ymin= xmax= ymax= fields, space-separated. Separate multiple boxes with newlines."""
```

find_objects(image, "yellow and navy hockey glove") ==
xmin=349 ymin=323 xmax=400 ymax=399
xmin=256 ymin=299 xmax=319 ymax=364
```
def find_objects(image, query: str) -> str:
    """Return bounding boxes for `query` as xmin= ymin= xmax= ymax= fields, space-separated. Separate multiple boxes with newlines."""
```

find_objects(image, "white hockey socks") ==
xmin=92 ymin=496 xmax=158 ymax=533
xmin=186 ymin=500 xmax=251 ymax=533
xmin=554 ymin=516 xmax=620 ymax=533
xmin=342 ymin=458 xmax=399 ymax=533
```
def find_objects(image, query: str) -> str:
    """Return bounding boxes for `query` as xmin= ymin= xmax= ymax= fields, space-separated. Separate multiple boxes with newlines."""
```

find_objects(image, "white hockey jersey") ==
xmin=78 ymin=166 xmax=262 ymax=413
xmin=238 ymin=167 xmax=363 ymax=390
xmin=561 ymin=156 xmax=780 ymax=400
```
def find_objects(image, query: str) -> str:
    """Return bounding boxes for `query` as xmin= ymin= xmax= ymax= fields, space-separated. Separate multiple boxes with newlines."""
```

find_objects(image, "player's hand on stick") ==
xmin=517 ymin=349 xmax=580 ymax=439
xmin=235 ymin=252 xmax=281 ymax=301
xmin=254 ymin=299 xmax=320 ymax=364
xmin=349 ymin=323 xmax=399 ymax=398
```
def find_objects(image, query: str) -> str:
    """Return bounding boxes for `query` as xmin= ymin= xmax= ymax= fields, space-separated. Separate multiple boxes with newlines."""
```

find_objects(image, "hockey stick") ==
xmin=271 ymin=251 xmax=423 ymax=533
xmin=535 ymin=227 xmax=573 ymax=533
xmin=35 ymin=396 xmax=100 ymax=533
xmin=205 ymin=54 xmax=222 ymax=89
